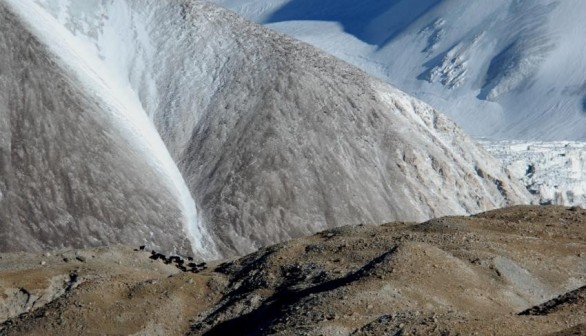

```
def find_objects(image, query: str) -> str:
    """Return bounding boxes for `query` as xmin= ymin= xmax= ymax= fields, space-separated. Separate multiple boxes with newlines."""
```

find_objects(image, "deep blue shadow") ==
xmin=477 ymin=41 xmax=519 ymax=101
xmin=265 ymin=0 xmax=443 ymax=46
xmin=416 ymin=47 xmax=450 ymax=82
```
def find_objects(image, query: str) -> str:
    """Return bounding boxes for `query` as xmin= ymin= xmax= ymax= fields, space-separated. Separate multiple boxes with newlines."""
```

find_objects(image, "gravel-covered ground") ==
xmin=1 ymin=205 xmax=585 ymax=335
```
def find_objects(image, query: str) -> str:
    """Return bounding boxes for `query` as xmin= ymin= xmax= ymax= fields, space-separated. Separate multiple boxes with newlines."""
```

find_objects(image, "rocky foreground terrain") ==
xmin=0 ymin=205 xmax=584 ymax=335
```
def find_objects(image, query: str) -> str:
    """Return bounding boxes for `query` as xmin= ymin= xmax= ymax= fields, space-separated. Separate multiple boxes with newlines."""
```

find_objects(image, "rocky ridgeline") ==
xmin=519 ymin=286 xmax=586 ymax=316
xmin=0 ymin=206 xmax=584 ymax=335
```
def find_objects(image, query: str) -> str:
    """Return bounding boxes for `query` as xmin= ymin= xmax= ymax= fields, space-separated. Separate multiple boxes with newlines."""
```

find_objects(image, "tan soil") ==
xmin=1 ymin=205 xmax=584 ymax=335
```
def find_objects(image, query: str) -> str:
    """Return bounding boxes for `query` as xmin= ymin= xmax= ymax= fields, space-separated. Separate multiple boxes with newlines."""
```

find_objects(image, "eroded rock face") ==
xmin=0 ymin=206 xmax=584 ymax=335
xmin=1 ymin=0 xmax=530 ymax=258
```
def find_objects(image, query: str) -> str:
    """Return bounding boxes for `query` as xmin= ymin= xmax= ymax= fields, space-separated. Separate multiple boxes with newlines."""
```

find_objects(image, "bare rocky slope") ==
xmin=1 ymin=0 xmax=530 ymax=258
xmin=0 ymin=205 xmax=584 ymax=335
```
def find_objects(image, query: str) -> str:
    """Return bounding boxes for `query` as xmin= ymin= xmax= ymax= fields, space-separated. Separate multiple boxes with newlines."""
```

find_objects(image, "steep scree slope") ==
xmin=0 ymin=2 xmax=201 ymax=256
xmin=1 ymin=0 xmax=530 ymax=258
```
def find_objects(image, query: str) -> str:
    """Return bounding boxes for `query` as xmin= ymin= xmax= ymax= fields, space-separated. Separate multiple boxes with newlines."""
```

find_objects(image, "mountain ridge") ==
xmin=1 ymin=0 xmax=530 ymax=258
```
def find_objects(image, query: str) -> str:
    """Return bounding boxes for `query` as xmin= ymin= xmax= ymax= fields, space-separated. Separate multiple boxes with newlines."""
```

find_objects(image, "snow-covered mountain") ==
xmin=211 ymin=0 xmax=586 ymax=140
xmin=0 ymin=0 xmax=530 ymax=258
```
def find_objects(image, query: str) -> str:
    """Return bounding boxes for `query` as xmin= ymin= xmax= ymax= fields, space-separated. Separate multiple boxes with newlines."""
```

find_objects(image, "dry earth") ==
xmin=0 ymin=205 xmax=585 ymax=335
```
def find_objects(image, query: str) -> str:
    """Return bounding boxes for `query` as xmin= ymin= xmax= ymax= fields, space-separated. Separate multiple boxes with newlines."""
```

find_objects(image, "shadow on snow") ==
xmin=264 ymin=0 xmax=442 ymax=47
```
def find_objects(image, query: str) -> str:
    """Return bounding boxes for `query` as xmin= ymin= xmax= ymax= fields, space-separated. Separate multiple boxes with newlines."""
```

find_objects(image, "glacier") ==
xmin=211 ymin=0 xmax=586 ymax=209
xmin=481 ymin=141 xmax=586 ymax=208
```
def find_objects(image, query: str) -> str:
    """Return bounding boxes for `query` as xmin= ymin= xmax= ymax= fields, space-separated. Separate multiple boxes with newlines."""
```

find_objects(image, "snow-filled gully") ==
xmin=4 ymin=0 xmax=219 ymax=259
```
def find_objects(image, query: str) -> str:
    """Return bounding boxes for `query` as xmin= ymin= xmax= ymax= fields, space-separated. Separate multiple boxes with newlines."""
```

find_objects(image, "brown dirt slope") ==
xmin=0 ymin=205 xmax=585 ymax=335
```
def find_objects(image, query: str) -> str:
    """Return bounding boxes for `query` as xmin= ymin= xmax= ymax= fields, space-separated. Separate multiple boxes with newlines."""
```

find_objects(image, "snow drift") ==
xmin=1 ymin=0 xmax=530 ymax=258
